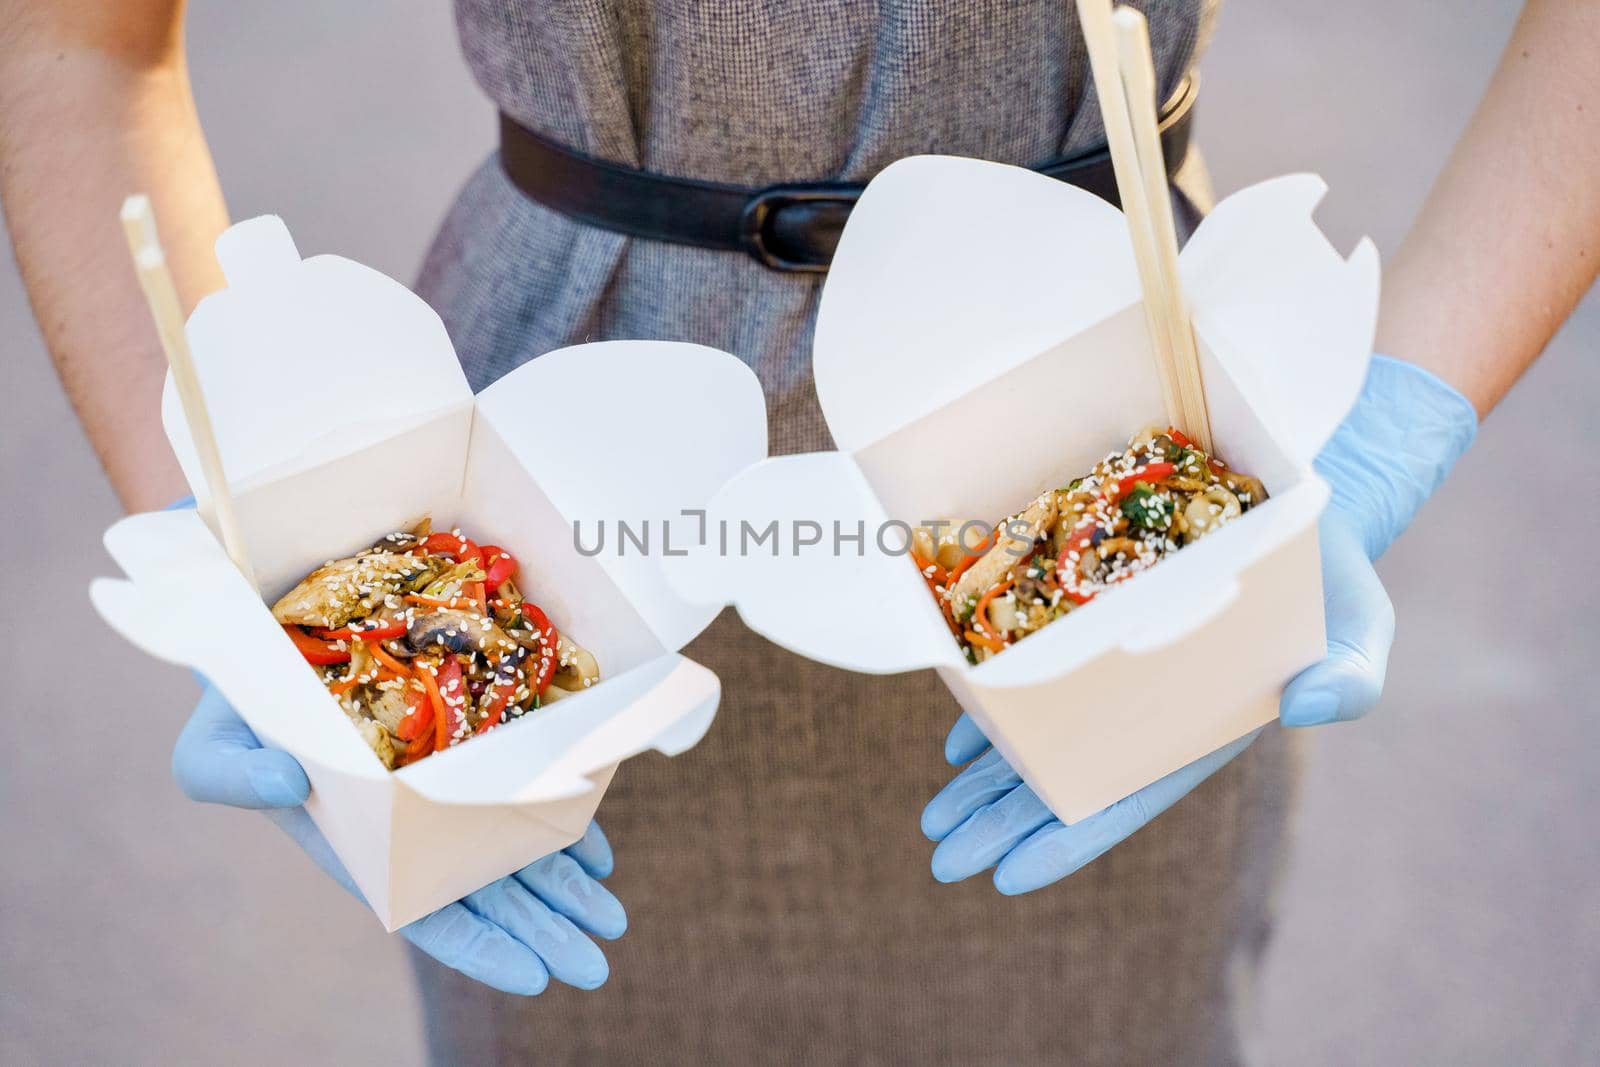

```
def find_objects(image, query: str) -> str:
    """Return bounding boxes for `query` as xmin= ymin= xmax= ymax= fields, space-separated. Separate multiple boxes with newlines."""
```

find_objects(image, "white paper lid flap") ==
xmin=666 ymin=452 xmax=963 ymax=674
xmin=396 ymin=654 xmax=720 ymax=804
xmin=474 ymin=341 xmax=768 ymax=653
xmin=814 ymin=155 xmax=1141 ymax=453
xmin=91 ymin=509 xmax=383 ymax=779
xmin=1179 ymin=175 xmax=1380 ymax=466
xmin=164 ymin=215 xmax=473 ymax=500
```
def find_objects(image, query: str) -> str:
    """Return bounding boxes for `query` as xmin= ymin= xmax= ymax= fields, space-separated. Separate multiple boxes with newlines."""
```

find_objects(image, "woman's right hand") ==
xmin=173 ymin=684 xmax=627 ymax=994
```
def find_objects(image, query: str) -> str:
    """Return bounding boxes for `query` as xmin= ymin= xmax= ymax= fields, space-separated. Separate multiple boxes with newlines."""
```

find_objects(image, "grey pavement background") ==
xmin=2 ymin=1 xmax=1594 ymax=1064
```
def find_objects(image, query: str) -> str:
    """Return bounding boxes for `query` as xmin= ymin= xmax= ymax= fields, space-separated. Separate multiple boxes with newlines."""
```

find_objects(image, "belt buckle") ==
xmin=739 ymin=185 xmax=858 ymax=273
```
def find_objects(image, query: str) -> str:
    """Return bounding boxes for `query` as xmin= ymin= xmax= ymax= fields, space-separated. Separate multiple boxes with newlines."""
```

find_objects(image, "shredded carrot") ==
xmin=416 ymin=660 xmax=450 ymax=752
xmin=912 ymin=551 xmax=964 ymax=637
xmin=394 ymin=724 xmax=436 ymax=767
xmin=974 ymin=578 xmax=1015 ymax=641
xmin=964 ymin=628 xmax=1005 ymax=653
xmin=467 ymin=580 xmax=487 ymax=613
xmin=361 ymin=639 xmax=412 ymax=678
xmin=909 ymin=550 xmax=949 ymax=587
xmin=327 ymin=667 xmax=399 ymax=697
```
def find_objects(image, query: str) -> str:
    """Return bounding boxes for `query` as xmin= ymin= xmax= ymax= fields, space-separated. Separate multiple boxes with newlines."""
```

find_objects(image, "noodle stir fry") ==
xmin=272 ymin=518 xmax=599 ymax=769
xmin=912 ymin=428 xmax=1267 ymax=663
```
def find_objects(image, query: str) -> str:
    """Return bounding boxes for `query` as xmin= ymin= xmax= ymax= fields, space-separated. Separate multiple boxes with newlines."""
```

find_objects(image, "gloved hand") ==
xmin=173 ymin=683 xmax=626 ymax=994
xmin=921 ymin=355 xmax=1479 ymax=894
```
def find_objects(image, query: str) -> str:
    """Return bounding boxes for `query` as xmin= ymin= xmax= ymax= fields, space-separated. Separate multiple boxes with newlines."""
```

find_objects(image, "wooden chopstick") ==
xmin=1074 ymin=0 xmax=1185 ymax=433
xmin=1113 ymin=6 xmax=1214 ymax=452
xmin=120 ymin=195 xmax=259 ymax=592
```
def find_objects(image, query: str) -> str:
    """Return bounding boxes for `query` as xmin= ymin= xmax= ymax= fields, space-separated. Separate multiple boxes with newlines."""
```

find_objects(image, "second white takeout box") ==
xmin=90 ymin=217 xmax=769 ymax=930
xmin=668 ymin=156 xmax=1379 ymax=824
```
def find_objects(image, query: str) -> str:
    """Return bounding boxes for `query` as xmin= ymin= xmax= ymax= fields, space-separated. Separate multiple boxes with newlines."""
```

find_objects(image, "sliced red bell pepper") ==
xmin=1166 ymin=427 xmax=1192 ymax=448
xmin=394 ymin=735 xmax=434 ymax=767
xmin=519 ymin=602 xmax=560 ymax=696
xmin=479 ymin=545 xmax=518 ymax=593
xmin=434 ymin=657 xmax=469 ymax=748
xmin=394 ymin=714 xmax=437 ymax=767
xmin=475 ymin=662 xmax=520 ymax=734
xmin=317 ymin=620 xmax=408 ymax=642
xmin=284 ymin=625 xmax=350 ymax=666
xmin=422 ymin=532 xmax=485 ymax=566
xmin=1113 ymin=461 xmax=1174 ymax=499
xmin=392 ymin=684 xmax=434 ymax=742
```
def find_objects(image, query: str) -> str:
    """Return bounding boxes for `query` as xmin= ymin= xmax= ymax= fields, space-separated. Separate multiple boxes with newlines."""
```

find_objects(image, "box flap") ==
xmin=395 ymin=654 xmax=720 ymax=804
xmin=1179 ymin=175 xmax=1380 ymax=466
xmin=666 ymin=452 xmax=964 ymax=673
xmin=92 ymin=509 xmax=384 ymax=779
xmin=814 ymin=155 xmax=1142 ymax=454
xmin=474 ymin=341 xmax=767 ymax=653
xmin=163 ymin=215 xmax=474 ymax=508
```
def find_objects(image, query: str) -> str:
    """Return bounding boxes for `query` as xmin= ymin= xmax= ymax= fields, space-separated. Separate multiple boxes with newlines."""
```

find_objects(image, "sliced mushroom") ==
xmin=539 ymin=683 xmax=575 ymax=705
xmin=1183 ymin=486 xmax=1241 ymax=538
xmin=407 ymin=608 xmax=518 ymax=658
xmin=368 ymin=531 xmax=422 ymax=553
xmin=549 ymin=635 xmax=601 ymax=693
xmin=1218 ymin=469 xmax=1267 ymax=509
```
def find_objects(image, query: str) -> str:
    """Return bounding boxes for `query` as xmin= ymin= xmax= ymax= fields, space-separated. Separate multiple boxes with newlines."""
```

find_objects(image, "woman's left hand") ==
xmin=920 ymin=356 xmax=1478 ymax=894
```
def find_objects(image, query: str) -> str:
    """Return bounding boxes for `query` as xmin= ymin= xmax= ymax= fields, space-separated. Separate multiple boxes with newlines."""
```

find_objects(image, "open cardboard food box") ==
xmin=89 ymin=217 xmax=768 ymax=929
xmin=667 ymin=156 xmax=1379 ymax=824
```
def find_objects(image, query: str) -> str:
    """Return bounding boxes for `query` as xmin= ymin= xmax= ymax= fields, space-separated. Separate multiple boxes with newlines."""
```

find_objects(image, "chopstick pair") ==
xmin=120 ymin=195 xmax=259 ymax=591
xmin=1075 ymin=0 xmax=1214 ymax=453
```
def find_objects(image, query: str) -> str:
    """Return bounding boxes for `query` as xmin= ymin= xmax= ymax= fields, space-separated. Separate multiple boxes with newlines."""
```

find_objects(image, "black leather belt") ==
xmin=499 ymin=76 xmax=1197 ymax=274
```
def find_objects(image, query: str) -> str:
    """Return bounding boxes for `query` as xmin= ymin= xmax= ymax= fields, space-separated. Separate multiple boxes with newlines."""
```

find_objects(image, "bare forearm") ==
xmin=1378 ymin=0 xmax=1600 ymax=417
xmin=1 ymin=2 xmax=227 ymax=511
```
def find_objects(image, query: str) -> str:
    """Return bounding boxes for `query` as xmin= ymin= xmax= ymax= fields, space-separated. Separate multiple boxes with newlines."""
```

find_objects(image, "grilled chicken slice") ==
xmin=366 ymin=685 xmax=414 ymax=734
xmin=949 ymin=491 xmax=1058 ymax=611
xmin=271 ymin=551 xmax=436 ymax=630
xmin=352 ymin=716 xmax=396 ymax=770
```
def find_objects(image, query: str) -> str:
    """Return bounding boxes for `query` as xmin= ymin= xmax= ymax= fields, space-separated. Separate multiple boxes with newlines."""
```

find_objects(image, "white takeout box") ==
xmin=90 ymin=217 xmax=768 ymax=929
xmin=668 ymin=157 xmax=1378 ymax=824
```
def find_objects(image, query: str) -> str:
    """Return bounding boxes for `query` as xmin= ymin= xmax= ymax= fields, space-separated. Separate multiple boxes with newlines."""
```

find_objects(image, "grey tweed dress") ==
xmin=412 ymin=1 xmax=1298 ymax=1063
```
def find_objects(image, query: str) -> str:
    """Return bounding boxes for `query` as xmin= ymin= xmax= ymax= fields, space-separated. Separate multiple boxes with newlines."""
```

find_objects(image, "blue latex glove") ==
xmin=922 ymin=356 xmax=1479 ymax=894
xmin=173 ymin=684 xmax=627 ymax=994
